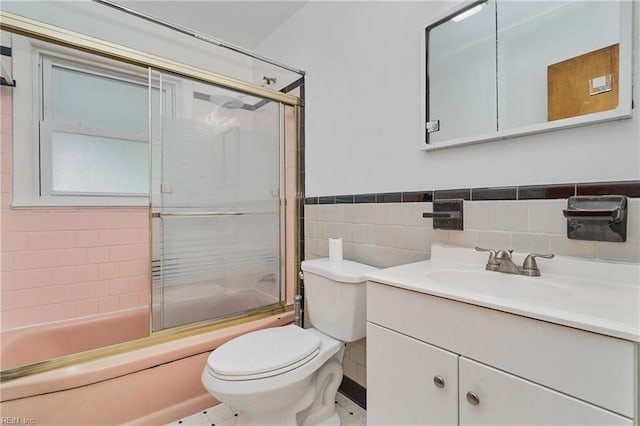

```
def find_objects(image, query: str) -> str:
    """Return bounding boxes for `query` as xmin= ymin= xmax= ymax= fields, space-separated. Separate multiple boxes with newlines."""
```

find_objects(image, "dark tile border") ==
xmin=1 ymin=46 xmax=11 ymax=57
xmin=434 ymin=188 xmax=471 ymax=200
xmin=518 ymin=183 xmax=575 ymax=200
xmin=304 ymin=197 xmax=318 ymax=205
xmin=472 ymin=186 xmax=517 ymax=201
xmin=303 ymin=180 xmax=639 ymax=204
xmin=318 ymin=196 xmax=336 ymax=205
xmin=354 ymin=193 xmax=376 ymax=203
xmin=336 ymin=194 xmax=355 ymax=204
xmin=376 ymin=192 xmax=401 ymax=203
xmin=338 ymin=375 xmax=366 ymax=410
xmin=577 ymin=180 xmax=640 ymax=198
xmin=402 ymin=191 xmax=433 ymax=202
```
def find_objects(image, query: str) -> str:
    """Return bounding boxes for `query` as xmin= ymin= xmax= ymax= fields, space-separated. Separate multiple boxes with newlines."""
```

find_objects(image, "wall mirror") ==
xmin=424 ymin=0 xmax=633 ymax=150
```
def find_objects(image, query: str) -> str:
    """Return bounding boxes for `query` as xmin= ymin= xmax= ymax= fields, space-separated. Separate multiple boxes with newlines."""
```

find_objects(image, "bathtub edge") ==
xmin=1 ymin=312 xmax=294 ymax=402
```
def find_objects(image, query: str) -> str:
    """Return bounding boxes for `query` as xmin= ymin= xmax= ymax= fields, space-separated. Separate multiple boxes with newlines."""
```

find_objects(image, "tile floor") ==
xmin=167 ymin=391 xmax=366 ymax=426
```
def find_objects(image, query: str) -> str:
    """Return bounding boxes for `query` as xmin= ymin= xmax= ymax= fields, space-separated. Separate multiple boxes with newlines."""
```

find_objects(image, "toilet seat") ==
xmin=207 ymin=325 xmax=321 ymax=381
xmin=201 ymin=326 xmax=344 ymax=418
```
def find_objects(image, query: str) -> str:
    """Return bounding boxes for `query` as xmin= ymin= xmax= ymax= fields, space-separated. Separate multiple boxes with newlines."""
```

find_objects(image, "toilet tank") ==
xmin=300 ymin=259 xmax=378 ymax=342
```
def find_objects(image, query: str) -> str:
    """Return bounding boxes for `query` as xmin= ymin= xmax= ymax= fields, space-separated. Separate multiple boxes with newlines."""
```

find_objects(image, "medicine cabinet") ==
xmin=424 ymin=0 xmax=633 ymax=150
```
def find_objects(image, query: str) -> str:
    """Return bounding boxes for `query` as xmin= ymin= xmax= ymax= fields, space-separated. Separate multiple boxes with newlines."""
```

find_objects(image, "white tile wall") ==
xmin=528 ymin=199 xmax=568 ymax=234
xmin=492 ymin=201 xmax=529 ymax=232
xmin=304 ymin=203 xmax=432 ymax=267
xmin=304 ymin=198 xmax=640 ymax=387
xmin=464 ymin=201 xmax=493 ymax=230
xmin=343 ymin=338 xmax=367 ymax=386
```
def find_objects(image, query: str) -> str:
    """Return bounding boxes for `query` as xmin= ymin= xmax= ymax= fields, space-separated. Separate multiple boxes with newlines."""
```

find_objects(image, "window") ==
xmin=41 ymin=59 xmax=149 ymax=197
xmin=12 ymin=36 xmax=155 ymax=206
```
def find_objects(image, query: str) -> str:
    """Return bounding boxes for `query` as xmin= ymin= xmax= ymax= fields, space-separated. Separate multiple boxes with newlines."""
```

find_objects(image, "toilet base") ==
xmin=236 ymin=410 xmax=340 ymax=426
xmin=232 ymin=354 xmax=344 ymax=426
xmin=234 ymin=377 xmax=316 ymax=426
xmin=235 ymin=410 xmax=299 ymax=426
xmin=314 ymin=412 xmax=340 ymax=426
xmin=298 ymin=356 xmax=344 ymax=426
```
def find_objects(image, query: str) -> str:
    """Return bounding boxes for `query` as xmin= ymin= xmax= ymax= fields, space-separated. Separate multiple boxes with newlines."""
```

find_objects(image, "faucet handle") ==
xmin=522 ymin=253 xmax=555 ymax=276
xmin=495 ymin=249 xmax=513 ymax=260
xmin=475 ymin=247 xmax=498 ymax=265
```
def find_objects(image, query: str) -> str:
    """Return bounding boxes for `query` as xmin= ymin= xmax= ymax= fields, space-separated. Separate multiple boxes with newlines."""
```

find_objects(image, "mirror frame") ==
xmin=423 ymin=0 xmax=634 ymax=151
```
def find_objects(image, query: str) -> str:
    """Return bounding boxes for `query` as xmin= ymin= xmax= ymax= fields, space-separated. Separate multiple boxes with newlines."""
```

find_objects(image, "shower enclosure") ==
xmin=0 ymin=1 xmax=303 ymax=382
xmin=150 ymin=71 xmax=286 ymax=331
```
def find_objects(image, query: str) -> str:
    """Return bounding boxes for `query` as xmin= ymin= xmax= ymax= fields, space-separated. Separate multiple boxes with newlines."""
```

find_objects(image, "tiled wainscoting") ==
xmin=304 ymin=186 xmax=640 ymax=388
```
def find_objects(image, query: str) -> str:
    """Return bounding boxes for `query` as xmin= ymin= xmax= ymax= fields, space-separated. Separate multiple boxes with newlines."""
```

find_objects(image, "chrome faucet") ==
xmin=475 ymin=247 xmax=554 ymax=277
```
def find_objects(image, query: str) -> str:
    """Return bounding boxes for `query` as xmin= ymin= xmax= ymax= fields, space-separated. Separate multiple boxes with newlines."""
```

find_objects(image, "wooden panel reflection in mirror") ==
xmin=547 ymin=44 xmax=619 ymax=122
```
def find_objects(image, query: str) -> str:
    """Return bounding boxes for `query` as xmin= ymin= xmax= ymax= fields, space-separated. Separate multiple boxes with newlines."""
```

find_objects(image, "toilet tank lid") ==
xmin=301 ymin=259 xmax=378 ymax=283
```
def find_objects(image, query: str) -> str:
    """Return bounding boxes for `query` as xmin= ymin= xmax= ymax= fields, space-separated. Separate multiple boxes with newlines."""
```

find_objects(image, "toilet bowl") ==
xmin=202 ymin=326 xmax=343 ymax=426
xmin=201 ymin=258 xmax=378 ymax=426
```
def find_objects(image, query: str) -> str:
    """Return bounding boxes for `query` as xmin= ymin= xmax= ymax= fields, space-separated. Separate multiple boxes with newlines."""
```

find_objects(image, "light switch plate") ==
xmin=589 ymin=74 xmax=612 ymax=96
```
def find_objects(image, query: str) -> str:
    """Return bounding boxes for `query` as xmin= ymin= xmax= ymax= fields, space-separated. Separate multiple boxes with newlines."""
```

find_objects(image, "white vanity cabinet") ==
xmin=366 ymin=281 xmax=637 ymax=426
xmin=367 ymin=322 xmax=458 ymax=425
xmin=458 ymin=357 xmax=632 ymax=426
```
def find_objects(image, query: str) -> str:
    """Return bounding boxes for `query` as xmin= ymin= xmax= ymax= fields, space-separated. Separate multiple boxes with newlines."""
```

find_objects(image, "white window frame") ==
xmin=12 ymin=35 xmax=154 ymax=207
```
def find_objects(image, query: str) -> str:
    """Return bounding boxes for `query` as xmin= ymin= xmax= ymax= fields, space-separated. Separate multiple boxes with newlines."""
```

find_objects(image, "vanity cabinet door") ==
xmin=459 ymin=357 xmax=633 ymax=426
xmin=367 ymin=322 xmax=458 ymax=426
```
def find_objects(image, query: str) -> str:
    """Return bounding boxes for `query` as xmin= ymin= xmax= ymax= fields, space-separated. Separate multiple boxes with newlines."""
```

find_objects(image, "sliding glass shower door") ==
xmin=150 ymin=70 xmax=283 ymax=331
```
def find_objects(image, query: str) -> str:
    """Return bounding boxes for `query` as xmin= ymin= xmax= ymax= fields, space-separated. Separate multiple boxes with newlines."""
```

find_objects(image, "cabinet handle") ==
xmin=466 ymin=391 xmax=480 ymax=405
xmin=433 ymin=375 xmax=445 ymax=388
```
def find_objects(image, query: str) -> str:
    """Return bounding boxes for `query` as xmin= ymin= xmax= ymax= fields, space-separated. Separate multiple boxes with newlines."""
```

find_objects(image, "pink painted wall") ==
xmin=0 ymin=55 xmax=150 ymax=330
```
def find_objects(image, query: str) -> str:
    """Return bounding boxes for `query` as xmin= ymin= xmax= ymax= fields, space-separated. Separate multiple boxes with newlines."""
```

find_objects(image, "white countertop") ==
xmin=366 ymin=244 xmax=640 ymax=342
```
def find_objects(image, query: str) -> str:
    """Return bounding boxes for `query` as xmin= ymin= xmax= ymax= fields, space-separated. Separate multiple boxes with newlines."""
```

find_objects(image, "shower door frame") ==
xmin=0 ymin=11 xmax=304 ymax=382
xmin=150 ymin=69 xmax=289 ymax=332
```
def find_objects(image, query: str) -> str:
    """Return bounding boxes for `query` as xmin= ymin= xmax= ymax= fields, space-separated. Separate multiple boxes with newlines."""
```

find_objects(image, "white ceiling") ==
xmin=115 ymin=1 xmax=307 ymax=50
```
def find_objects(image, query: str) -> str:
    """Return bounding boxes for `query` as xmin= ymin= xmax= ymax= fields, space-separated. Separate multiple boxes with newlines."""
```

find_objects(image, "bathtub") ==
xmin=0 ymin=307 xmax=150 ymax=370
xmin=0 ymin=311 xmax=293 ymax=425
xmin=2 ymin=288 xmax=280 ymax=370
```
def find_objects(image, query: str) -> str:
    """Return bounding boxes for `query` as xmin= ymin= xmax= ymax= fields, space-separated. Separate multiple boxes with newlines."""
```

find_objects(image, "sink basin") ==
xmin=425 ymin=270 xmax=574 ymax=299
xmin=366 ymin=243 xmax=640 ymax=341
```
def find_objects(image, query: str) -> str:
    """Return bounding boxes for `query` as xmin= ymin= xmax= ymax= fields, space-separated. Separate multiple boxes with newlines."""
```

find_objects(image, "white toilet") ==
xmin=201 ymin=258 xmax=377 ymax=426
